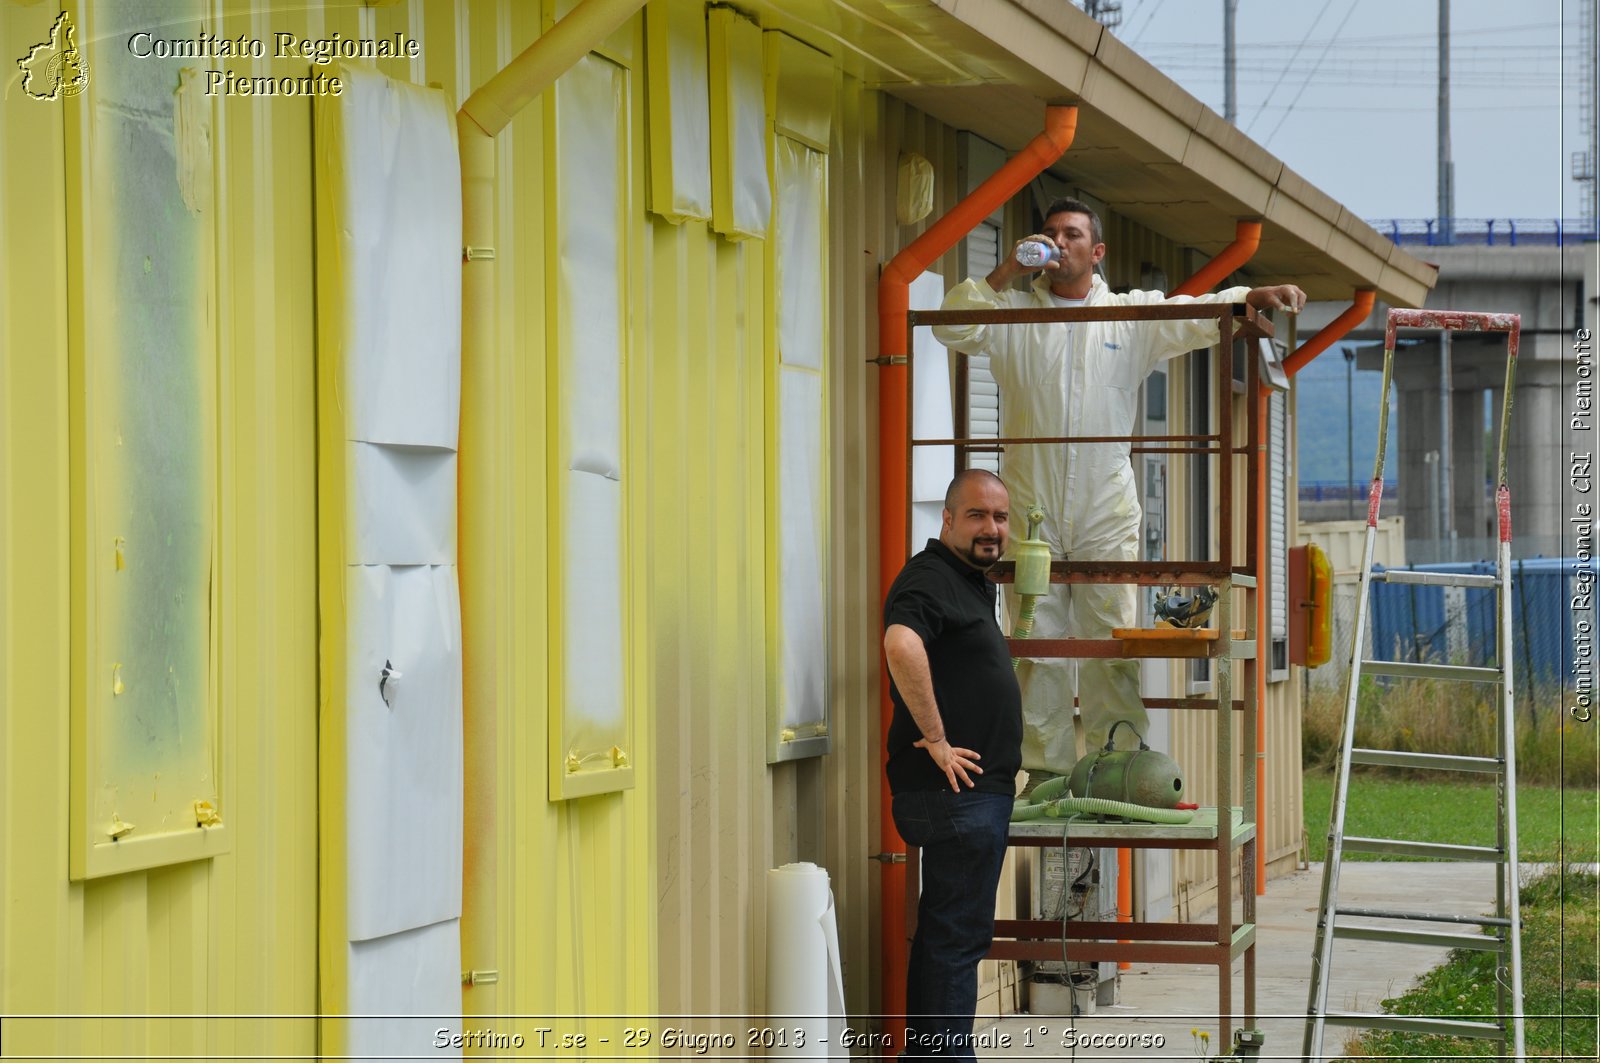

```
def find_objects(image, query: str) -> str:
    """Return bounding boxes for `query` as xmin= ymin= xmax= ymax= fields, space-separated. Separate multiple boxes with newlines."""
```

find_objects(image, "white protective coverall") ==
xmin=934 ymin=272 xmax=1249 ymax=770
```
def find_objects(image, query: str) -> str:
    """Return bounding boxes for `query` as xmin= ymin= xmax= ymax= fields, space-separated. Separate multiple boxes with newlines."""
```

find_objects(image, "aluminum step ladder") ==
xmin=1303 ymin=308 xmax=1525 ymax=1062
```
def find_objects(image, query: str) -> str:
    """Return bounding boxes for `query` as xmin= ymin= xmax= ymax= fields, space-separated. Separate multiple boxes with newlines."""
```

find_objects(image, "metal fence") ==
xmin=1368 ymin=218 xmax=1600 ymax=248
xmin=1298 ymin=480 xmax=1397 ymax=504
xmin=1307 ymin=558 xmax=1594 ymax=707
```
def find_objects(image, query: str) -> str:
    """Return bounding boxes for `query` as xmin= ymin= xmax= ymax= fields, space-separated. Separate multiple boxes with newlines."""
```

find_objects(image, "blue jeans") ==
xmin=892 ymin=789 xmax=1013 ymax=1061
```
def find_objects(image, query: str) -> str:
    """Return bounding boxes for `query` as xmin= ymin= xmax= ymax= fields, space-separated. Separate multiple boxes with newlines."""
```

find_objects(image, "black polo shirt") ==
xmin=884 ymin=539 xmax=1023 ymax=796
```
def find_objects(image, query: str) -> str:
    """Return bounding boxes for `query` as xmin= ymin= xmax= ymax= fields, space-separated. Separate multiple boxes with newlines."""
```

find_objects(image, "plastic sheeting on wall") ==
xmin=551 ymin=53 xmax=632 ymax=796
xmin=345 ymin=563 xmax=464 ymax=941
xmin=910 ymin=271 xmax=954 ymax=547
xmin=709 ymin=6 xmax=770 ymax=240
xmin=333 ymin=72 xmax=461 ymax=450
xmin=765 ymin=863 xmax=845 ymax=1059
xmin=771 ymin=137 xmax=828 ymax=759
xmin=350 ymin=442 xmax=457 ymax=565
xmin=347 ymin=918 xmax=461 ymax=1059
xmin=318 ymin=61 xmax=463 ymax=1036
xmin=645 ymin=0 xmax=711 ymax=222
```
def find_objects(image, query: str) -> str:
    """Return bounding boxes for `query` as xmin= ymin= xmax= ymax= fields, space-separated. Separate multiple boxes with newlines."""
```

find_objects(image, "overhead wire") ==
xmin=1241 ymin=0 xmax=1337 ymax=137
xmin=1260 ymin=0 xmax=1365 ymax=148
xmin=1136 ymin=20 xmax=1563 ymax=49
xmin=1125 ymin=0 xmax=1170 ymax=46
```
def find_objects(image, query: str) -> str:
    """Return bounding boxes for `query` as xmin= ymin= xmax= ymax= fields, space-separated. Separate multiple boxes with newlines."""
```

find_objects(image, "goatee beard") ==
xmin=962 ymin=539 xmax=1002 ymax=569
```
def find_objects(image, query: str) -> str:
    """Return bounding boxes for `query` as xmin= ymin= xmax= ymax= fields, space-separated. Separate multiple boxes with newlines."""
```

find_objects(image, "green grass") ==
xmin=1301 ymin=773 xmax=1599 ymax=864
xmin=1342 ymin=866 xmax=1599 ymax=1060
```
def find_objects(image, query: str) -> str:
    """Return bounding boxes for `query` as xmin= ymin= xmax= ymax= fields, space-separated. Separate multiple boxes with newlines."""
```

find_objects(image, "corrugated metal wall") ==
xmin=1 ymin=1 xmax=319 ymax=1056
xmin=447 ymin=0 xmax=657 ymax=1036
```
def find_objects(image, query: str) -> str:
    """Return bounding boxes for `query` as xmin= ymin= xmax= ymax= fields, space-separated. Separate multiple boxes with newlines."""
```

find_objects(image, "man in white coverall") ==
xmin=933 ymin=198 xmax=1305 ymax=773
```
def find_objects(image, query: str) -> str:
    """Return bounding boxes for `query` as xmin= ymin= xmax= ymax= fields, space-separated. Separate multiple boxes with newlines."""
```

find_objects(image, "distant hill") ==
xmin=1293 ymin=343 xmax=1398 ymax=485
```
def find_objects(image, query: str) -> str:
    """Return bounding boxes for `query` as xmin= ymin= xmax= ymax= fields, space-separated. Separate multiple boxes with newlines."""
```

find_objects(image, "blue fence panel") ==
xmin=1367 ymin=558 xmax=1595 ymax=693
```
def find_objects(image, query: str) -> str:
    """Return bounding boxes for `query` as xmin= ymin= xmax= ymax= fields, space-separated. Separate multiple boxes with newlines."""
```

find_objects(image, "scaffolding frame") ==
xmin=898 ymin=299 xmax=1272 ymax=1048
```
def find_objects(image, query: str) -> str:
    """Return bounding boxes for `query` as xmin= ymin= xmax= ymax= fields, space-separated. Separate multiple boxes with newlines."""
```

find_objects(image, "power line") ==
xmin=1242 ymin=0 xmax=1338 ymax=136
xmin=1260 ymin=0 xmax=1364 ymax=148
xmin=1146 ymin=67 xmax=1567 ymax=89
xmin=1136 ymin=21 xmax=1563 ymax=48
xmin=1126 ymin=0 xmax=1170 ymax=46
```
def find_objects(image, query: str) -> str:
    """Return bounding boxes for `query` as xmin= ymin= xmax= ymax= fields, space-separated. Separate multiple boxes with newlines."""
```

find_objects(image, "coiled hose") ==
xmin=1011 ymin=775 xmax=1196 ymax=824
xmin=1010 ymin=593 xmax=1039 ymax=670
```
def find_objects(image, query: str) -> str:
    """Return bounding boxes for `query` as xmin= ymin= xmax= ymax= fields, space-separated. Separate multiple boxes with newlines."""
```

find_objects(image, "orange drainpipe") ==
xmin=1170 ymin=219 xmax=1262 ymax=298
xmin=876 ymin=104 xmax=1077 ymax=1048
xmin=1282 ymin=288 xmax=1377 ymax=378
xmin=1270 ymin=289 xmax=1374 ymax=891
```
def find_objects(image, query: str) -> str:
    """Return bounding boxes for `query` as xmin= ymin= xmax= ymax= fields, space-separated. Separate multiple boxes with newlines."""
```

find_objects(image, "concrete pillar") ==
xmin=1506 ymin=361 xmax=1570 ymax=558
xmin=1452 ymin=384 xmax=1490 ymax=552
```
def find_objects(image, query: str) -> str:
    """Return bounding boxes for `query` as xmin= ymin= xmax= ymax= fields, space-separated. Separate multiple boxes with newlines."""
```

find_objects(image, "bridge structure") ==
xmin=1298 ymin=239 xmax=1598 ymax=562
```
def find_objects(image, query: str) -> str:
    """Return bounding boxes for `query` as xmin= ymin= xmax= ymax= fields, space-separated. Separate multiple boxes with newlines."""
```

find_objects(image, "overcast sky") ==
xmin=1103 ymin=0 xmax=1592 ymax=224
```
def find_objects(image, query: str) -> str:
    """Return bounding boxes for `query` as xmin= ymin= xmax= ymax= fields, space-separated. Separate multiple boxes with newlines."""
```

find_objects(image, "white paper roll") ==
xmin=766 ymin=862 xmax=846 ymax=1060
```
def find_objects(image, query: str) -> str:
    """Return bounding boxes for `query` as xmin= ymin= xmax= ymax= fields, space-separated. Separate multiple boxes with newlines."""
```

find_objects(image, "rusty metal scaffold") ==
xmin=899 ymin=298 xmax=1274 ymax=1051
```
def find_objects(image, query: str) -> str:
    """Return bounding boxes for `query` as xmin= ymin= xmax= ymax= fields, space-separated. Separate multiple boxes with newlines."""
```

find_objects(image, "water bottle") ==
xmin=1014 ymin=239 xmax=1060 ymax=268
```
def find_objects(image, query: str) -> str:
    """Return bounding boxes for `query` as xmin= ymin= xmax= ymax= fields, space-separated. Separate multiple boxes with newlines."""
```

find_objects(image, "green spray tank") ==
xmin=1066 ymin=722 xmax=1186 ymax=809
xmin=1012 ymin=723 xmax=1195 ymax=824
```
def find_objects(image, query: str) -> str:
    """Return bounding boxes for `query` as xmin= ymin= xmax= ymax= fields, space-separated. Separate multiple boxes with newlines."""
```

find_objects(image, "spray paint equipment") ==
xmin=1009 ymin=504 xmax=1051 ymax=666
xmin=1013 ymin=722 xmax=1195 ymax=824
xmin=1153 ymin=584 xmax=1217 ymax=629
xmin=1067 ymin=722 xmax=1186 ymax=810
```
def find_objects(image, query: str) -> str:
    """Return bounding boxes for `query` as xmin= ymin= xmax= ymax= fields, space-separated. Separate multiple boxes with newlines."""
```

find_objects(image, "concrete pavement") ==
xmin=976 ymin=861 xmax=1508 ymax=1061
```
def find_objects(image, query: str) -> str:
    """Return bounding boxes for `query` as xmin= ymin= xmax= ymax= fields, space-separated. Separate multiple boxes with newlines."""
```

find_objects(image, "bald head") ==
xmin=944 ymin=468 xmax=1005 ymax=514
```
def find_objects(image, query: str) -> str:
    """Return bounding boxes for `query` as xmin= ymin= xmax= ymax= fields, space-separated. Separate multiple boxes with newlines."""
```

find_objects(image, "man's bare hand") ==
xmin=914 ymin=736 xmax=983 ymax=792
xmin=1245 ymin=284 xmax=1307 ymax=313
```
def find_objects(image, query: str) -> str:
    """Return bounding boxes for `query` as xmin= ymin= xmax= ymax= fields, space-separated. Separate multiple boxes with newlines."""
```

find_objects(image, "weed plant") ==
xmin=1302 ymin=679 xmax=1599 ymax=789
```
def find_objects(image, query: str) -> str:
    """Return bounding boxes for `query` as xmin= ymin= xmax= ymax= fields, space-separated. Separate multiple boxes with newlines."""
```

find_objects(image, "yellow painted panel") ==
xmin=310 ymin=20 xmax=361 ymax=1039
xmin=645 ymin=0 xmax=712 ymax=222
xmin=708 ymin=5 xmax=769 ymax=240
xmin=63 ymin=0 xmax=226 ymax=883
xmin=764 ymin=31 xmax=833 ymax=153
xmin=2 ymin=0 xmax=76 ymax=1042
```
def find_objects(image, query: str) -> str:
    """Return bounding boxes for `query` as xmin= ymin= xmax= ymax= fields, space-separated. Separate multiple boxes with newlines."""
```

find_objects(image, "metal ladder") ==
xmin=1303 ymin=308 xmax=1525 ymax=1062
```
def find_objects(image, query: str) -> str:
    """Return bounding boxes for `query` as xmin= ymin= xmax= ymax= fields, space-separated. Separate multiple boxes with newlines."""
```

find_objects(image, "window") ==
xmin=69 ymin=10 xmax=225 ymax=878
xmin=1189 ymin=349 xmax=1213 ymax=688
xmin=768 ymin=134 xmax=830 ymax=762
xmin=961 ymin=220 xmax=1002 ymax=474
xmin=549 ymin=53 xmax=634 ymax=798
xmin=1269 ymin=387 xmax=1290 ymax=680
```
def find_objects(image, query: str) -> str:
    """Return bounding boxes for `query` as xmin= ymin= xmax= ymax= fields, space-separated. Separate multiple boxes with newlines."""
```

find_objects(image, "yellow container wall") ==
xmin=2 ymin=1 xmax=318 ymax=1056
xmin=454 ymin=0 xmax=655 ymax=1039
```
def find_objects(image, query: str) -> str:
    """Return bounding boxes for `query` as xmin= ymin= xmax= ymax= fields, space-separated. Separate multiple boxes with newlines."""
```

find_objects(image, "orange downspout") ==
xmin=1170 ymin=219 xmax=1262 ymax=298
xmin=1281 ymin=288 xmax=1377 ymax=378
xmin=455 ymin=0 xmax=650 ymax=1031
xmin=1249 ymin=289 xmax=1375 ymax=895
xmin=876 ymin=104 xmax=1077 ymax=1048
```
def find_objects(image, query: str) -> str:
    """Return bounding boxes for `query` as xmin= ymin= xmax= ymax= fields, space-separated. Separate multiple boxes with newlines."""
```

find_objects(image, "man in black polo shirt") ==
xmin=884 ymin=468 xmax=1022 ymax=1060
